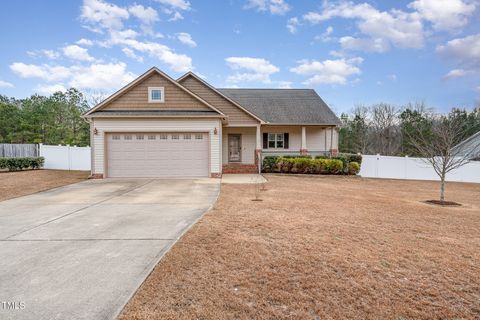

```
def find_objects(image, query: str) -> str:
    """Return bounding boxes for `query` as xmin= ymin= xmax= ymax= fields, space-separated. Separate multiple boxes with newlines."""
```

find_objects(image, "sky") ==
xmin=0 ymin=0 xmax=479 ymax=113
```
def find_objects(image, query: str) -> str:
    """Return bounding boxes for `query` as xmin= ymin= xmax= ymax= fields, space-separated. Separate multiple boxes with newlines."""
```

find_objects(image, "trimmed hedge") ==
xmin=0 ymin=157 xmax=45 ymax=171
xmin=263 ymin=156 xmax=344 ymax=175
xmin=263 ymin=153 xmax=362 ymax=175
xmin=315 ymin=153 xmax=362 ymax=174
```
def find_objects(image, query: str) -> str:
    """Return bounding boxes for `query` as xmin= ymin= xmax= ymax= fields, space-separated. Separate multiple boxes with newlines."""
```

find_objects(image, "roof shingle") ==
xmin=217 ymin=88 xmax=340 ymax=125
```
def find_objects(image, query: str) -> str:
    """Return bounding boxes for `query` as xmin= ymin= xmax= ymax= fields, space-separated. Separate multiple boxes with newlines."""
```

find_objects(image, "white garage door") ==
xmin=106 ymin=132 xmax=209 ymax=178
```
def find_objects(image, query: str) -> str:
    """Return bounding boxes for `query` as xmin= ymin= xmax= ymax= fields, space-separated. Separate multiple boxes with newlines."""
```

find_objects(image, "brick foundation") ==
xmin=300 ymin=148 xmax=308 ymax=155
xmin=210 ymin=172 xmax=222 ymax=178
xmin=330 ymin=149 xmax=338 ymax=156
xmin=89 ymin=173 xmax=104 ymax=179
xmin=222 ymin=163 xmax=258 ymax=174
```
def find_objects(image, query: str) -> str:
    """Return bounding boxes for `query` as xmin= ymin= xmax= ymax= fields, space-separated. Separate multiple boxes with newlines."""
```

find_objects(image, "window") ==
xmin=148 ymin=87 xmax=165 ymax=103
xmin=112 ymin=135 xmax=120 ymax=140
xmin=124 ymin=135 xmax=132 ymax=140
xmin=184 ymin=133 xmax=191 ymax=140
xmin=136 ymin=135 xmax=144 ymax=140
xmin=159 ymin=133 xmax=168 ymax=140
xmin=267 ymin=133 xmax=285 ymax=149
xmin=148 ymin=135 xmax=156 ymax=140
xmin=171 ymin=134 xmax=179 ymax=140
xmin=268 ymin=133 xmax=276 ymax=148
xmin=195 ymin=133 xmax=203 ymax=140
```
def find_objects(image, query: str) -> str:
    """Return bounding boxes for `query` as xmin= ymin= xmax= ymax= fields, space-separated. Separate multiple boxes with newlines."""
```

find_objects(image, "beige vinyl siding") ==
xmin=179 ymin=76 xmax=259 ymax=124
xmin=222 ymin=127 xmax=256 ymax=164
xmin=102 ymin=73 xmax=212 ymax=111
xmin=92 ymin=118 xmax=222 ymax=175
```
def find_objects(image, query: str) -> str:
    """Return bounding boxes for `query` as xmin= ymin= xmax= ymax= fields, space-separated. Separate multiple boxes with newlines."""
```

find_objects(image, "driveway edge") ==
xmin=111 ymin=182 xmax=221 ymax=320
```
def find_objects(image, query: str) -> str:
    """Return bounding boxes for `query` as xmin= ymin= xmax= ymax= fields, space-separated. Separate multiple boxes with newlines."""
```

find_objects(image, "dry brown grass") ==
xmin=0 ymin=169 xmax=89 ymax=202
xmin=119 ymin=175 xmax=480 ymax=320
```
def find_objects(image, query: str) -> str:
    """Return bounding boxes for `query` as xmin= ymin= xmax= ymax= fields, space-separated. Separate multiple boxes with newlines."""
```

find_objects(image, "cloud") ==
xmin=176 ymin=32 xmax=197 ymax=47
xmin=63 ymin=45 xmax=95 ymax=61
xmin=388 ymin=74 xmax=397 ymax=81
xmin=408 ymin=0 xmax=476 ymax=31
xmin=436 ymin=33 xmax=480 ymax=82
xmin=290 ymin=57 xmax=363 ymax=85
xmin=122 ymin=47 xmax=143 ymax=62
xmin=10 ymin=63 xmax=72 ymax=81
xmin=0 ymin=80 xmax=14 ymax=88
xmin=116 ymin=38 xmax=193 ymax=72
xmin=27 ymin=49 xmax=60 ymax=60
xmin=436 ymin=33 xmax=480 ymax=68
xmin=245 ymin=0 xmax=290 ymax=15
xmin=156 ymin=0 xmax=190 ymax=20
xmin=315 ymin=26 xmax=334 ymax=42
xmin=69 ymin=62 xmax=136 ymax=90
xmin=225 ymin=57 xmax=280 ymax=84
xmin=81 ymin=0 xmax=129 ymax=31
xmin=128 ymin=4 xmax=159 ymax=24
xmin=287 ymin=17 xmax=299 ymax=34
xmin=35 ymin=84 xmax=67 ymax=94
xmin=442 ymin=68 xmax=470 ymax=80
xmin=156 ymin=0 xmax=191 ymax=11
xmin=303 ymin=1 xmax=424 ymax=52
xmin=76 ymin=38 xmax=94 ymax=46
xmin=10 ymin=61 xmax=136 ymax=91
xmin=277 ymin=81 xmax=292 ymax=88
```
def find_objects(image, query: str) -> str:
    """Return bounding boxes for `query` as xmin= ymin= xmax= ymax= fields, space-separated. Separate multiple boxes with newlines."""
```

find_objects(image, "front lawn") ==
xmin=0 ymin=169 xmax=89 ymax=202
xmin=120 ymin=175 xmax=480 ymax=319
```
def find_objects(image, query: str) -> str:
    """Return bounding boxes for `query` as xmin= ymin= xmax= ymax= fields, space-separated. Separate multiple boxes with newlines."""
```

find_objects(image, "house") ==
xmin=83 ymin=67 xmax=341 ymax=178
xmin=452 ymin=131 xmax=480 ymax=161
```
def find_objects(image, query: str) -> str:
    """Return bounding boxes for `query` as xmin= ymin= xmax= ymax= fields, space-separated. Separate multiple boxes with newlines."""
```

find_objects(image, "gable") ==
xmin=101 ymin=72 xmax=213 ymax=112
xmin=179 ymin=74 xmax=260 ymax=124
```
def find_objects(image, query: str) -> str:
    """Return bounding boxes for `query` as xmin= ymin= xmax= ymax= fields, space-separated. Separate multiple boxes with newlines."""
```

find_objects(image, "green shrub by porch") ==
xmin=0 ymin=157 xmax=45 ymax=171
xmin=262 ymin=156 xmax=345 ymax=175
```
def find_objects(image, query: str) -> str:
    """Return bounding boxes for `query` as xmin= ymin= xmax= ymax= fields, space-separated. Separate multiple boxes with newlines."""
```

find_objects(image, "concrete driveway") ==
xmin=0 ymin=178 xmax=220 ymax=320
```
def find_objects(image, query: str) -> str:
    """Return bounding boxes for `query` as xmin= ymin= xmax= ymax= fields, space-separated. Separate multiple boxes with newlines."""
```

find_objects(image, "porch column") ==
xmin=300 ymin=126 xmax=308 ymax=155
xmin=255 ymin=124 xmax=262 ymax=172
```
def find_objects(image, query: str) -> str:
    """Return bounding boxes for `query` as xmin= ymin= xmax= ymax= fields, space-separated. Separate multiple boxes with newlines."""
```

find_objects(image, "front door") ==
xmin=228 ymin=134 xmax=242 ymax=162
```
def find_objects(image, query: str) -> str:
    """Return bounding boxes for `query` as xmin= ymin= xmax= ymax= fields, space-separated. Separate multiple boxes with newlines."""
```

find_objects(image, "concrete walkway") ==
xmin=221 ymin=174 xmax=267 ymax=184
xmin=0 ymin=178 xmax=220 ymax=320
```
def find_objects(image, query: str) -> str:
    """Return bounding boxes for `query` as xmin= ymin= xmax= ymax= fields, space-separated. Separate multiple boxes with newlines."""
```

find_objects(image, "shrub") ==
xmin=262 ymin=156 xmax=279 ymax=173
xmin=348 ymin=161 xmax=360 ymax=175
xmin=0 ymin=157 xmax=45 ymax=171
xmin=315 ymin=153 xmax=362 ymax=174
xmin=262 ymin=156 xmax=343 ymax=175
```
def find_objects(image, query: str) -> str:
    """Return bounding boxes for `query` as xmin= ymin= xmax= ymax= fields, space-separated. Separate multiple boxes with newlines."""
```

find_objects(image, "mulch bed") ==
xmin=425 ymin=199 xmax=462 ymax=206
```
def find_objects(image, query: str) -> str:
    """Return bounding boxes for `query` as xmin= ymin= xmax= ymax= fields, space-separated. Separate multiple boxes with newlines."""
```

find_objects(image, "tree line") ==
xmin=1 ymin=87 xmax=479 ymax=155
xmin=339 ymin=103 xmax=480 ymax=156
xmin=0 ymin=88 xmax=90 ymax=146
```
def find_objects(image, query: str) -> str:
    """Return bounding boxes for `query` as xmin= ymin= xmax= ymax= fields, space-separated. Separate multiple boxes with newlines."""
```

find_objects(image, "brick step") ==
xmin=222 ymin=164 xmax=258 ymax=174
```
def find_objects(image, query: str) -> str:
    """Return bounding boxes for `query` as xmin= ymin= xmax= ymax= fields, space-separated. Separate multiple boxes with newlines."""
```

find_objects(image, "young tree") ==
xmin=407 ymin=114 xmax=480 ymax=202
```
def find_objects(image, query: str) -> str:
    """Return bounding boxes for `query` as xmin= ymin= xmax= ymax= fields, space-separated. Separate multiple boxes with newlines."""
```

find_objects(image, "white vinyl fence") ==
xmin=360 ymin=154 xmax=480 ymax=183
xmin=39 ymin=144 xmax=91 ymax=171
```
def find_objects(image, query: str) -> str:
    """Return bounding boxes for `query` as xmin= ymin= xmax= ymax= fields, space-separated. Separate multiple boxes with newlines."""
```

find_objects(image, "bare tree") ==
xmin=369 ymin=103 xmax=401 ymax=155
xmin=407 ymin=115 xmax=480 ymax=202
xmin=83 ymin=89 xmax=109 ymax=108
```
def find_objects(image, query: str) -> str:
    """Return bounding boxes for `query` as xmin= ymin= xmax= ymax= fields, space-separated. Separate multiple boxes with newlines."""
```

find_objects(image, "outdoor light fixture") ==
xmin=93 ymin=128 xmax=98 ymax=135
xmin=214 ymin=128 xmax=217 ymax=135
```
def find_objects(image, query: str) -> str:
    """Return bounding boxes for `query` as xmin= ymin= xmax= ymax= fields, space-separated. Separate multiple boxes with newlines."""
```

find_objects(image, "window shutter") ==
xmin=284 ymin=133 xmax=289 ymax=149
xmin=263 ymin=133 xmax=268 ymax=149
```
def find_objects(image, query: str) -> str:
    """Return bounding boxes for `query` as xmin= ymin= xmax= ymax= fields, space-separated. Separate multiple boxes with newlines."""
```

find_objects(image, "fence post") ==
xmin=375 ymin=154 xmax=380 ymax=178
xmin=405 ymin=155 xmax=409 ymax=179
xmin=67 ymin=145 xmax=71 ymax=171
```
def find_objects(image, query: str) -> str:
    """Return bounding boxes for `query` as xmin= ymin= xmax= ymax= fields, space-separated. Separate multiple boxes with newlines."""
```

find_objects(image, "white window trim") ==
xmin=267 ymin=133 xmax=285 ymax=149
xmin=148 ymin=87 xmax=165 ymax=103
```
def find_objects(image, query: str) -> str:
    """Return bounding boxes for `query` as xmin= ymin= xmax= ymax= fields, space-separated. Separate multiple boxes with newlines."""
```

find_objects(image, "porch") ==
xmin=222 ymin=124 xmax=338 ymax=173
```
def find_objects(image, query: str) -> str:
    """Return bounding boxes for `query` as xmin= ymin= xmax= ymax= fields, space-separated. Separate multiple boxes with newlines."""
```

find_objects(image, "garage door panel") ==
xmin=106 ymin=133 xmax=208 ymax=177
